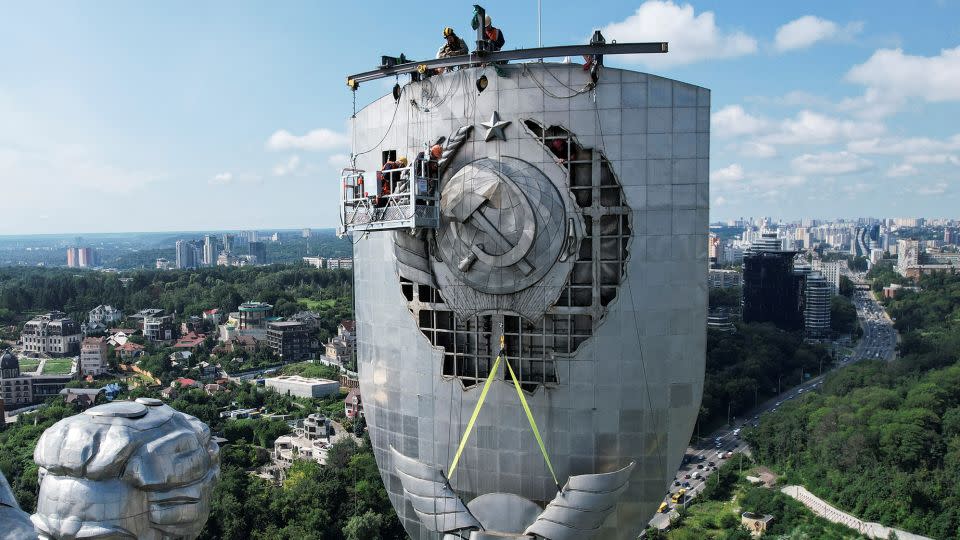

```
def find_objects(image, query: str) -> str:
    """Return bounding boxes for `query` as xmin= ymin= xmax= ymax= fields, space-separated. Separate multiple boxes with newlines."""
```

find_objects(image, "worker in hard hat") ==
xmin=414 ymin=144 xmax=443 ymax=196
xmin=377 ymin=156 xmax=409 ymax=207
xmin=437 ymin=27 xmax=469 ymax=59
xmin=483 ymin=15 xmax=505 ymax=52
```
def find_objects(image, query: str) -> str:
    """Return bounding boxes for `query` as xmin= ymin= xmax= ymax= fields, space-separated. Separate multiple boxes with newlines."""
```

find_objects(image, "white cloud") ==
xmin=600 ymin=1 xmax=757 ymax=67
xmin=836 ymin=88 xmax=904 ymax=120
xmin=739 ymin=141 xmax=777 ymax=158
xmin=905 ymin=154 xmax=960 ymax=165
xmin=209 ymin=171 xmax=263 ymax=186
xmin=842 ymin=182 xmax=875 ymax=195
xmin=886 ymin=163 xmax=918 ymax=177
xmin=267 ymin=128 xmax=349 ymax=151
xmin=711 ymin=163 xmax=745 ymax=183
xmin=0 ymin=143 xmax=158 ymax=193
xmin=744 ymin=91 xmax=833 ymax=109
xmin=847 ymin=46 xmax=960 ymax=104
xmin=327 ymin=153 xmax=351 ymax=168
xmin=711 ymin=105 xmax=768 ymax=138
xmin=272 ymin=155 xmax=301 ymax=176
xmin=848 ymin=134 xmax=960 ymax=155
xmin=764 ymin=110 xmax=884 ymax=145
xmin=791 ymin=151 xmax=871 ymax=175
xmin=916 ymin=182 xmax=948 ymax=196
xmin=210 ymin=172 xmax=233 ymax=184
xmin=750 ymin=174 xmax=807 ymax=189
xmin=713 ymin=196 xmax=727 ymax=205
xmin=774 ymin=16 xmax=863 ymax=52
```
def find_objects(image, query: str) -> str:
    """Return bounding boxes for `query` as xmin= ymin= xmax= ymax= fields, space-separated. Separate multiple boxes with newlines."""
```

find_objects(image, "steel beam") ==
xmin=347 ymin=42 xmax=668 ymax=86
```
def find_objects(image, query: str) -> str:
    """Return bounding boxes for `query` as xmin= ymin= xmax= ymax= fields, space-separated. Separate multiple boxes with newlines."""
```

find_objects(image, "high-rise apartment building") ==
xmin=202 ymin=235 xmax=217 ymax=266
xmin=945 ymin=228 xmax=958 ymax=246
xmin=897 ymin=239 xmax=920 ymax=274
xmin=66 ymin=247 xmax=97 ymax=268
xmin=795 ymin=227 xmax=811 ymax=250
xmin=745 ymin=231 xmax=783 ymax=255
xmin=708 ymin=234 xmax=724 ymax=267
xmin=175 ymin=240 xmax=201 ymax=269
xmin=221 ymin=234 xmax=234 ymax=254
xmin=803 ymin=272 xmax=832 ymax=339
xmin=77 ymin=247 xmax=93 ymax=267
xmin=812 ymin=260 xmax=842 ymax=295
xmin=248 ymin=241 xmax=267 ymax=264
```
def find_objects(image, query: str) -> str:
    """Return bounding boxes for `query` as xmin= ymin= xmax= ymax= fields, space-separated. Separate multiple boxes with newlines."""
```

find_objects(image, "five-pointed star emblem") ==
xmin=480 ymin=111 xmax=511 ymax=142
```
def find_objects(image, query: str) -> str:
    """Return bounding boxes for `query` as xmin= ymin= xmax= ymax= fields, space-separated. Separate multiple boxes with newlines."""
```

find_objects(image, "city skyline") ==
xmin=2 ymin=1 xmax=959 ymax=234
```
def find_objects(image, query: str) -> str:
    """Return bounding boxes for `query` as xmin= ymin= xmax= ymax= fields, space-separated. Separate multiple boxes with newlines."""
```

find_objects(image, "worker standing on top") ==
xmin=437 ymin=27 xmax=469 ymax=59
xmin=483 ymin=14 xmax=505 ymax=52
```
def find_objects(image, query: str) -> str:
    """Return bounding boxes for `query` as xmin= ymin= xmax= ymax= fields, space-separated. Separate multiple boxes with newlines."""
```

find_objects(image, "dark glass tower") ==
xmin=741 ymin=251 xmax=804 ymax=330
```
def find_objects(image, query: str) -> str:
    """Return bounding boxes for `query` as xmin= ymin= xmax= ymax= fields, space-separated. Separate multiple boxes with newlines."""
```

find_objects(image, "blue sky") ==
xmin=1 ymin=1 xmax=958 ymax=234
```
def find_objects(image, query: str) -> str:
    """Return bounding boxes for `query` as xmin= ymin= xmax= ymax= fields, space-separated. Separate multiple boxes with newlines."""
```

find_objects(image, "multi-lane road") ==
xmin=648 ymin=281 xmax=898 ymax=531
xmin=847 ymin=286 xmax=898 ymax=363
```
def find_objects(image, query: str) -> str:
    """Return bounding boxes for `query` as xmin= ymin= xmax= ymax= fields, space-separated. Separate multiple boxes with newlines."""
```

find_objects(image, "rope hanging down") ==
xmin=447 ymin=336 xmax=561 ymax=491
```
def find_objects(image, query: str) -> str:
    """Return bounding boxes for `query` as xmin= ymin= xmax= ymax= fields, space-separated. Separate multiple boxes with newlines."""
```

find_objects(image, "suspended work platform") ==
xmin=339 ymin=161 xmax=440 ymax=235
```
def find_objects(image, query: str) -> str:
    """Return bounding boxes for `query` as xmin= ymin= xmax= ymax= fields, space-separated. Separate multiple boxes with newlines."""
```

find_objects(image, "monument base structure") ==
xmin=350 ymin=62 xmax=709 ymax=539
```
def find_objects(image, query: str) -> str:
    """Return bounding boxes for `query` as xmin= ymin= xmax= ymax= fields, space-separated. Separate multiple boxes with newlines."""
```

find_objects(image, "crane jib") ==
xmin=346 ymin=41 xmax=669 ymax=86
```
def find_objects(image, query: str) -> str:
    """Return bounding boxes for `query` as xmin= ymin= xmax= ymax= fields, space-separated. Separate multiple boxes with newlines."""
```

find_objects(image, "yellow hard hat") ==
xmin=398 ymin=157 xmax=409 ymax=166
xmin=443 ymin=27 xmax=454 ymax=37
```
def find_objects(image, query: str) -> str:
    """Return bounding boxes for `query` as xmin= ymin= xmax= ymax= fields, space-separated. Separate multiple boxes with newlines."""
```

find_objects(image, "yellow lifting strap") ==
xmin=447 ymin=336 xmax=561 ymax=490
xmin=505 ymin=358 xmax=560 ymax=490
xmin=448 ymin=354 xmax=502 ymax=479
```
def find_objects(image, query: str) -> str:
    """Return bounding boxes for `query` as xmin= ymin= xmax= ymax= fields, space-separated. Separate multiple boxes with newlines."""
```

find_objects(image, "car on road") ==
xmin=708 ymin=461 xmax=715 ymax=467
xmin=682 ymin=481 xmax=690 ymax=488
xmin=674 ymin=481 xmax=681 ymax=487
xmin=684 ymin=473 xmax=691 ymax=479
xmin=693 ymin=472 xmax=702 ymax=480
xmin=696 ymin=464 xmax=704 ymax=469
xmin=658 ymin=502 xmax=669 ymax=513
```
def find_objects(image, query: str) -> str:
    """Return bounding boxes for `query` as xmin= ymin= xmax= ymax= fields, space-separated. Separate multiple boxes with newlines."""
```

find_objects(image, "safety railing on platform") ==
xmin=338 ymin=161 xmax=440 ymax=235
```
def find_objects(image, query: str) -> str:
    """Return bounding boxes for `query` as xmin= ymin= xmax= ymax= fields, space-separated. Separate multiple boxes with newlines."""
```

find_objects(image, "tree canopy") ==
xmin=745 ymin=273 xmax=960 ymax=539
